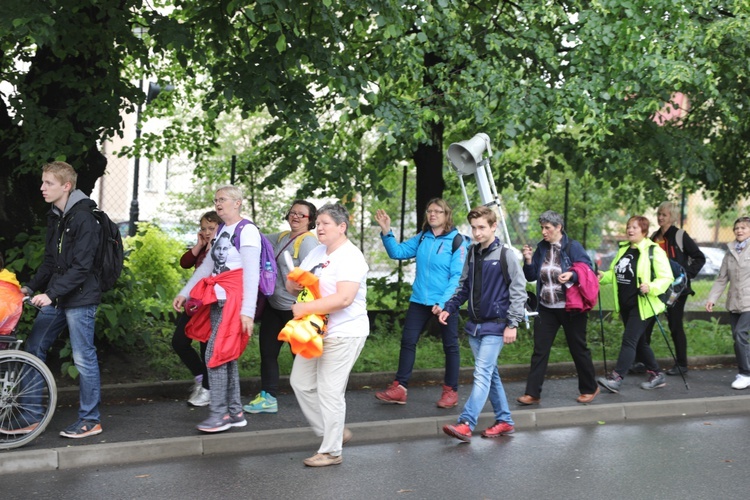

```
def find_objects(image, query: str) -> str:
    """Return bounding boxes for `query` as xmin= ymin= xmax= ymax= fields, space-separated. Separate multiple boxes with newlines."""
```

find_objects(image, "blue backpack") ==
xmin=647 ymin=246 xmax=688 ymax=307
xmin=216 ymin=219 xmax=277 ymax=297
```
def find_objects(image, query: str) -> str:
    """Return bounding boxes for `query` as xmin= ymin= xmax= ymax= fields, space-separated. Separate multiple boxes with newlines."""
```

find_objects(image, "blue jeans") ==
xmin=395 ymin=302 xmax=460 ymax=390
xmin=458 ymin=334 xmax=513 ymax=429
xmin=25 ymin=304 xmax=100 ymax=422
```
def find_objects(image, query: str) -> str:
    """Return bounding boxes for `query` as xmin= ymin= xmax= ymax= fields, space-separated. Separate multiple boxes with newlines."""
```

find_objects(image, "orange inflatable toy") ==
xmin=277 ymin=267 xmax=327 ymax=358
xmin=0 ymin=269 xmax=24 ymax=335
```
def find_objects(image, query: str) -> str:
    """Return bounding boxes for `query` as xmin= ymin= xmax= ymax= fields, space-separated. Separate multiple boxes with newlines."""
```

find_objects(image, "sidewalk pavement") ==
xmin=2 ymin=355 xmax=749 ymax=475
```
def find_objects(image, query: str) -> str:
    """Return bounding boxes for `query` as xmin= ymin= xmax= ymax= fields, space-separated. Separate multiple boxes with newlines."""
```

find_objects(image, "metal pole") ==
xmin=563 ymin=178 xmax=569 ymax=229
xmin=360 ymin=192 xmax=365 ymax=252
xmin=398 ymin=164 xmax=407 ymax=293
xmin=128 ymin=78 xmax=144 ymax=237
xmin=231 ymin=155 xmax=237 ymax=185
xmin=680 ymin=185 xmax=686 ymax=227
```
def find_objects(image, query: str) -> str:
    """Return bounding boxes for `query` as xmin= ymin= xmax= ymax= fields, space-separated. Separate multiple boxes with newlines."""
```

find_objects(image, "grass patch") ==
xmin=143 ymin=312 xmax=735 ymax=382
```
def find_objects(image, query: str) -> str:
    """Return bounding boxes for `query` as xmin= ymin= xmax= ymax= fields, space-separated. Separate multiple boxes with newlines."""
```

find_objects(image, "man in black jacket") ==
xmin=21 ymin=161 xmax=103 ymax=438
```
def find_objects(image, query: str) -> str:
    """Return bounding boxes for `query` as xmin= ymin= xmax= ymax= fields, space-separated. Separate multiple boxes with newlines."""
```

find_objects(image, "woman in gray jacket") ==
xmin=706 ymin=216 xmax=750 ymax=390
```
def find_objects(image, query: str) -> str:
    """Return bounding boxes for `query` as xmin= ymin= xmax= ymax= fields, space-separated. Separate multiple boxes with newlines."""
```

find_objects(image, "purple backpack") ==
xmin=216 ymin=219 xmax=278 ymax=297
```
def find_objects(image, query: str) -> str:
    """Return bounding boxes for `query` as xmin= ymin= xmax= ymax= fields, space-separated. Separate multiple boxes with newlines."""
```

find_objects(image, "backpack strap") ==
xmin=419 ymin=230 xmax=465 ymax=254
xmin=500 ymin=245 xmax=509 ymax=284
xmin=277 ymin=231 xmax=290 ymax=244
xmin=217 ymin=219 xmax=251 ymax=252
xmin=648 ymin=245 xmax=656 ymax=281
xmin=275 ymin=231 xmax=314 ymax=259
xmin=675 ymin=229 xmax=685 ymax=253
xmin=451 ymin=233 xmax=464 ymax=253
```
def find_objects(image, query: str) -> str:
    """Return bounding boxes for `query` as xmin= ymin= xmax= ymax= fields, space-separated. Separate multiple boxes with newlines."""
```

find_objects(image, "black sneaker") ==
xmin=597 ymin=372 xmax=623 ymax=393
xmin=665 ymin=365 xmax=688 ymax=376
xmin=60 ymin=420 xmax=103 ymax=439
xmin=628 ymin=362 xmax=646 ymax=374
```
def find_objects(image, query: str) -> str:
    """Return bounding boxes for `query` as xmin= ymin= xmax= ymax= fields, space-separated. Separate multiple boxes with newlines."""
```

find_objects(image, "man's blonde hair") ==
xmin=43 ymin=161 xmax=77 ymax=189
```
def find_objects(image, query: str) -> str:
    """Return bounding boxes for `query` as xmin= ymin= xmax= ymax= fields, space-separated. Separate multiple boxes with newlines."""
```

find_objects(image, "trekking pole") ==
xmin=641 ymin=283 xmax=689 ymax=390
xmin=595 ymin=263 xmax=608 ymax=374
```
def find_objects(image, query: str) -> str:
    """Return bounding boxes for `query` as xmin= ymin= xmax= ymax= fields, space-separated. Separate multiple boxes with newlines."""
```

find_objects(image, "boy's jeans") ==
xmin=458 ymin=334 xmax=513 ymax=429
xmin=24 ymin=304 xmax=101 ymax=422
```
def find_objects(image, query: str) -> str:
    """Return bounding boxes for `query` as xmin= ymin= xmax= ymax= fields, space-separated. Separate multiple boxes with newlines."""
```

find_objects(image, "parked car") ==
xmin=595 ymin=249 xmax=618 ymax=272
xmin=695 ymin=246 xmax=726 ymax=280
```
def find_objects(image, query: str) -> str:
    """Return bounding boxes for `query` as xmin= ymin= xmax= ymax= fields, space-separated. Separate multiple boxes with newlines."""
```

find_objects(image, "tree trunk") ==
xmin=0 ymin=41 xmax=108 ymax=274
xmin=412 ymin=122 xmax=446 ymax=231
xmin=411 ymin=51 xmax=446 ymax=230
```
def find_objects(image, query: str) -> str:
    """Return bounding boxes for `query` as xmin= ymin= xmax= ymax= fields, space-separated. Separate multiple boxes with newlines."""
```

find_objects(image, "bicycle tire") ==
xmin=0 ymin=350 xmax=57 ymax=450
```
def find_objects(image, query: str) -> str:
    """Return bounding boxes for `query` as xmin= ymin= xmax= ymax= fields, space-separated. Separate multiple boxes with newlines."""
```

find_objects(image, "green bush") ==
xmin=366 ymin=275 xmax=413 ymax=310
xmin=97 ymin=223 xmax=191 ymax=347
xmin=3 ymin=224 xmax=191 ymax=378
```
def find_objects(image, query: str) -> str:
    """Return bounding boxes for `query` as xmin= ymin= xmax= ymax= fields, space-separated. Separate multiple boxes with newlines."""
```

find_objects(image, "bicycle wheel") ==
xmin=0 ymin=350 xmax=57 ymax=450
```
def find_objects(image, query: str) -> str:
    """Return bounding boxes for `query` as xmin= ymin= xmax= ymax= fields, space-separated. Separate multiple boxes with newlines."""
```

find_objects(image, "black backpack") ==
xmin=92 ymin=208 xmax=124 ymax=292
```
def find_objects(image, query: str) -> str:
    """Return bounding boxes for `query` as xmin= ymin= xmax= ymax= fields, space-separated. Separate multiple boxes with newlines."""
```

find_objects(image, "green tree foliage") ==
xmin=143 ymin=1 xmax=750 ymax=223
xmin=3 ymin=1 xmax=750 ymax=253
xmin=0 ymin=0 xmax=151 ymax=244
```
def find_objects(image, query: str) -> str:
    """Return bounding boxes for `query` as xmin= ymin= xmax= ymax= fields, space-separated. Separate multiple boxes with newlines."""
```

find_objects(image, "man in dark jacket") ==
xmin=438 ymin=206 xmax=526 ymax=442
xmin=21 ymin=161 xmax=103 ymax=439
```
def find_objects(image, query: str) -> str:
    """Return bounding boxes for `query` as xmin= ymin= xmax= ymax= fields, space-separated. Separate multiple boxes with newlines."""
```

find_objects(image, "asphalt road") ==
xmin=6 ymin=414 xmax=749 ymax=500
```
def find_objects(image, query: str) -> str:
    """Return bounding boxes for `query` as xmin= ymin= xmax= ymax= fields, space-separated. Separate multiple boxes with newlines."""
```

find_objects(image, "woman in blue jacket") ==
xmin=374 ymin=199 xmax=468 ymax=408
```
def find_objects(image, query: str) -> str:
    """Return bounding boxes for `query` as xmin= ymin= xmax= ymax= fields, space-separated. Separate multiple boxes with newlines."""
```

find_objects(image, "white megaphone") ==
xmin=446 ymin=132 xmax=511 ymax=246
xmin=448 ymin=133 xmax=533 ymax=326
xmin=447 ymin=133 xmax=499 ymax=209
xmin=447 ymin=133 xmax=490 ymax=175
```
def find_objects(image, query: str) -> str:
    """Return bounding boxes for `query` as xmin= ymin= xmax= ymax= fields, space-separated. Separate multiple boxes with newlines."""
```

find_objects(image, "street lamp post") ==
xmin=128 ymin=81 xmax=170 ymax=237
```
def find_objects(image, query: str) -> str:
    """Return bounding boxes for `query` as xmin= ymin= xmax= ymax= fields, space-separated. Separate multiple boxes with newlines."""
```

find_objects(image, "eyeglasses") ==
xmin=426 ymin=209 xmax=445 ymax=215
xmin=213 ymin=197 xmax=232 ymax=205
xmin=288 ymin=211 xmax=309 ymax=219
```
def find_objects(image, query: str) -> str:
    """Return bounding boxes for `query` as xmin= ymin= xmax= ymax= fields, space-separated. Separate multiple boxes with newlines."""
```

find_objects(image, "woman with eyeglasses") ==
xmin=173 ymin=185 xmax=261 ymax=433
xmin=374 ymin=198 xmax=468 ymax=408
xmin=706 ymin=216 xmax=750 ymax=390
xmin=288 ymin=203 xmax=369 ymax=467
xmin=243 ymin=200 xmax=319 ymax=415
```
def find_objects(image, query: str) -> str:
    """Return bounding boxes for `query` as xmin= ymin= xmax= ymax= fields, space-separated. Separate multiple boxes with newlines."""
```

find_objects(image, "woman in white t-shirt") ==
xmin=288 ymin=203 xmax=369 ymax=467
xmin=173 ymin=185 xmax=261 ymax=433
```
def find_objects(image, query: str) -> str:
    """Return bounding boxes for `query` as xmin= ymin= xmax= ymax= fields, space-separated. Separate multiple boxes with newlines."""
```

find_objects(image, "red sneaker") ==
xmin=436 ymin=385 xmax=458 ymax=408
xmin=375 ymin=381 xmax=407 ymax=404
xmin=481 ymin=421 xmax=515 ymax=438
xmin=443 ymin=422 xmax=472 ymax=442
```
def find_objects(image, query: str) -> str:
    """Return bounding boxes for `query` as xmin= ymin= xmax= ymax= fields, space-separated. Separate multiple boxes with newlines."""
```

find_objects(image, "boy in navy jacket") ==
xmin=438 ymin=206 xmax=526 ymax=441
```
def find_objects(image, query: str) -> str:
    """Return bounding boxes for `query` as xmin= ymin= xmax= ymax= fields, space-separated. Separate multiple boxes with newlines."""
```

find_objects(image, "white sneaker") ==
xmin=731 ymin=374 xmax=750 ymax=390
xmin=188 ymin=382 xmax=202 ymax=401
xmin=188 ymin=387 xmax=211 ymax=406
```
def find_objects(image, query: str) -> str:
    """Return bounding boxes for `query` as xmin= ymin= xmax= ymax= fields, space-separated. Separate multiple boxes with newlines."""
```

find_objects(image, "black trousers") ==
xmin=615 ymin=306 xmax=659 ymax=376
xmin=258 ymin=303 xmax=294 ymax=397
xmin=171 ymin=312 xmax=209 ymax=389
xmin=524 ymin=305 xmax=598 ymax=397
